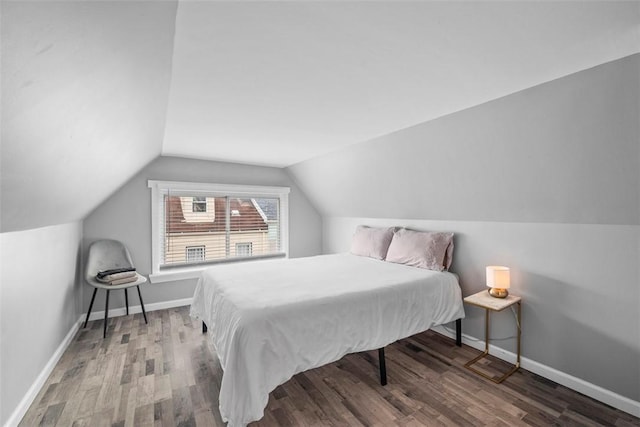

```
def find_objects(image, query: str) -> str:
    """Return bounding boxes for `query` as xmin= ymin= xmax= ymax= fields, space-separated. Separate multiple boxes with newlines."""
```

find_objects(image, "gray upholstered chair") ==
xmin=83 ymin=239 xmax=148 ymax=338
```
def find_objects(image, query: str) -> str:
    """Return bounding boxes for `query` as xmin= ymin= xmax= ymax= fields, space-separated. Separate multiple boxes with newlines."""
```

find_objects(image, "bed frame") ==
xmin=202 ymin=317 xmax=462 ymax=386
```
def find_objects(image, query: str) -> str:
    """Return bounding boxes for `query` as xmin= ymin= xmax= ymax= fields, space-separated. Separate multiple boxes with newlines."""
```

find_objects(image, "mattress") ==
xmin=190 ymin=253 xmax=465 ymax=426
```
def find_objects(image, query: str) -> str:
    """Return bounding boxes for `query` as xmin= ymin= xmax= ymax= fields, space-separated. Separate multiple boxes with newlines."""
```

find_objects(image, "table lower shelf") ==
xmin=464 ymin=350 xmax=520 ymax=383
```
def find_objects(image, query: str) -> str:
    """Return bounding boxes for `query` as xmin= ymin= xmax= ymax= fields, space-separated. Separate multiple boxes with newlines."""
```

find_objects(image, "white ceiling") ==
xmin=2 ymin=1 xmax=638 ymax=232
xmin=162 ymin=1 xmax=640 ymax=167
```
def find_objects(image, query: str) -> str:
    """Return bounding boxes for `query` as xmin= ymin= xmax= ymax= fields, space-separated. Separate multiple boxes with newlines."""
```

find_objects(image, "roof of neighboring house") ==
xmin=254 ymin=198 xmax=279 ymax=221
xmin=166 ymin=197 xmax=267 ymax=233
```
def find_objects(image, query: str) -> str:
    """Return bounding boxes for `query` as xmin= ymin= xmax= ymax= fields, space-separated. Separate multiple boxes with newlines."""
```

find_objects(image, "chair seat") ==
xmin=86 ymin=273 xmax=147 ymax=290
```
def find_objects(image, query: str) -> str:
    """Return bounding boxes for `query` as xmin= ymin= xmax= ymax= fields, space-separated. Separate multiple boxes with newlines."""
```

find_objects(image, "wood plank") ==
xmin=15 ymin=307 xmax=638 ymax=427
xmin=37 ymin=402 xmax=65 ymax=427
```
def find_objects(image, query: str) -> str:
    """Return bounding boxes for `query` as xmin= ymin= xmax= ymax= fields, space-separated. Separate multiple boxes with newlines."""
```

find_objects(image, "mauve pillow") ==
xmin=350 ymin=225 xmax=396 ymax=260
xmin=385 ymin=229 xmax=454 ymax=271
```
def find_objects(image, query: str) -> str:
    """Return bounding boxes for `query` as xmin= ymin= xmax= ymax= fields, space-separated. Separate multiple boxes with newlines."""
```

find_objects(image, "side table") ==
xmin=463 ymin=290 xmax=521 ymax=383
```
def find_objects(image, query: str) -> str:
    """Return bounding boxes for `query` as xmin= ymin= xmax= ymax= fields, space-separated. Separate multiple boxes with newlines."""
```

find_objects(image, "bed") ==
xmin=190 ymin=251 xmax=465 ymax=427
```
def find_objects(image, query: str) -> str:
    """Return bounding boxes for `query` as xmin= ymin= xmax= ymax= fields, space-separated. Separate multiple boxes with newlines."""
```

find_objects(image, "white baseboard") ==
xmin=432 ymin=324 xmax=640 ymax=418
xmin=3 ymin=320 xmax=80 ymax=427
xmin=84 ymin=297 xmax=193 ymax=322
xmin=4 ymin=297 xmax=193 ymax=427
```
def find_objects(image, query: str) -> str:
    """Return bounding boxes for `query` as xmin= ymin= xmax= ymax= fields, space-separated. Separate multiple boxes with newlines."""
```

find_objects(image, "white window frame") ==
xmin=192 ymin=196 xmax=207 ymax=212
xmin=235 ymin=242 xmax=253 ymax=257
xmin=148 ymin=180 xmax=290 ymax=283
xmin=186 ymin=245 xmax=206 ymax=263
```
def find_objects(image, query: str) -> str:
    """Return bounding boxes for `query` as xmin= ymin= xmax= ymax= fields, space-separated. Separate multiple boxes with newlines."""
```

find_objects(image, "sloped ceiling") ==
xmin=1 ymin=1 xmax=638 ymax=232
xmin=1 ymin=1 xmax=178 ymax=232
xmin=162 ymin=1 xmax=639 ymax=167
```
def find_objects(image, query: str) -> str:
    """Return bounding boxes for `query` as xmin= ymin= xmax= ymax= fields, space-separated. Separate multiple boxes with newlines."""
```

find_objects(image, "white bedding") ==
xmin=190 ymin=253 xmax=465 ymax=427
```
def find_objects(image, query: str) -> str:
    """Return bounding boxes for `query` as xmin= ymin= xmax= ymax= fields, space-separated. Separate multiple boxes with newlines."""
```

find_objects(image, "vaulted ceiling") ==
xmin=163 ymin=1 xmax=639 ymax=167
xmin=1 ymin=1 xmax=639 ymax=232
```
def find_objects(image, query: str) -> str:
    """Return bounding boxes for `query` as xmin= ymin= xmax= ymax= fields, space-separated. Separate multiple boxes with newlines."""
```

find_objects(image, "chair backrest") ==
xmin=85 ymin=239 xmax=136 ymax=281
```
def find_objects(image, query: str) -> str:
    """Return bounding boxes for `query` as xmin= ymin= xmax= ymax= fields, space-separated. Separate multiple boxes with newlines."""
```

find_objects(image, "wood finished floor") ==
xmin=20 ymin=306 xmax=639 ymax=427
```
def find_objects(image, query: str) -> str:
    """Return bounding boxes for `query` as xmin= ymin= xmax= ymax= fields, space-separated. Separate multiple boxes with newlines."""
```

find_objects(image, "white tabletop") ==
xmin=464 ymin=290 xmax=521 ymax=311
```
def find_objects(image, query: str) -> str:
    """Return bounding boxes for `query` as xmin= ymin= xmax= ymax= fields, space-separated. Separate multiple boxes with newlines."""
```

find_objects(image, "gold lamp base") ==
xmin=488 ymin=288 xmax=509 ymax=298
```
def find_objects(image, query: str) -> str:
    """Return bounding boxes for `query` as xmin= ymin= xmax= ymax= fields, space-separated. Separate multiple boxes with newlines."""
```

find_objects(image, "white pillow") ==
xmin=385 ymin=228 xmax=454 ymax=271
xmin=350 ymin=225 xmax=396 ymax=260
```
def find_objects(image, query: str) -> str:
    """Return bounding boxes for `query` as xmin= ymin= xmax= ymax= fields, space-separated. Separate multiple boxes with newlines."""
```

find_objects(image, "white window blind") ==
xmin=148 ymin=181 xmax=289 ymax=276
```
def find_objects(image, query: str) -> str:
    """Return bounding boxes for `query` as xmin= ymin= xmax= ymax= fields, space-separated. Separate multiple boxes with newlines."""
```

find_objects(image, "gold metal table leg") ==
xmin=464 ymin=302 xmax=521 ymax=383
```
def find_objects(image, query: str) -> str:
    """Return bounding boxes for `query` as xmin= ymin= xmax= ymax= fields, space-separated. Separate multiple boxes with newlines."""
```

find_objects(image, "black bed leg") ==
xmin=378 ymin=348 xmax=387 ymax=386
xmin=202 ymin=321 xmax=208 ymax=334
xmin=456 ymin=318 xmax=462 ymax=347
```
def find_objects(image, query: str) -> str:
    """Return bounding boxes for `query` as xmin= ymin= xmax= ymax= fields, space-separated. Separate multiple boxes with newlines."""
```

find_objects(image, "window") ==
xmin=186 ymin=246 xmax=205 ymax=262
xmin=192 ymin=197 xmax=207 ymax=212
xmin=235 ymin=242 xmax=252 ymax=257
xmin=148 ymin=180 xmax=289 ymax=283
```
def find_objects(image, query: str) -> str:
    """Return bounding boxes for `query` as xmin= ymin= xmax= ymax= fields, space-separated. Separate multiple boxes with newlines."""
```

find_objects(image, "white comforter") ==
xmin=190 ymin=253 xmax=465 ymax=426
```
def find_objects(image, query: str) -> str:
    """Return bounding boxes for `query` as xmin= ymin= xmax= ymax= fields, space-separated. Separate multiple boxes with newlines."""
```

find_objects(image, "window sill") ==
xmin=149 ymin=253 xmax=288 ymax=284
xmin=149 ymin=267 xmax=207 ymax=284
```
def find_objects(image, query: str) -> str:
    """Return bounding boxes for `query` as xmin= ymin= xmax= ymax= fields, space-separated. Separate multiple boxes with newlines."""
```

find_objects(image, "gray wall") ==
xmin=289 ymin=55 xmax=639 ymax=226
xmin=82 ymin=156 xmax=322 ymax=314
xmin=288 ymin=55 xmax=640 ymax=401
xmin=0 ymin=222 xmax=83 ymax=426
xmin=1 ymin=1 xmax=177 ymax=233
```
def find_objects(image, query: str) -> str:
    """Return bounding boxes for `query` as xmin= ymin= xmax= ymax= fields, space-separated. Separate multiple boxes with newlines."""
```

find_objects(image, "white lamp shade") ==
xmin=486 ymin=266 xmax=510 ymax=289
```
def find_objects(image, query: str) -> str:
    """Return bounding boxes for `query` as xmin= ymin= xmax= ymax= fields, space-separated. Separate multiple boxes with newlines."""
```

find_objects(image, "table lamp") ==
xmin=486 ymin=266 xmax=510 ymax=298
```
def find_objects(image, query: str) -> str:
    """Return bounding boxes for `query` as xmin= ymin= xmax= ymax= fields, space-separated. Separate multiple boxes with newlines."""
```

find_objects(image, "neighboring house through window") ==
xmin=235 ymin=242 xmax=252 ymax=257
xmin=186 ymin=246 xmax=205 ymax=262
xmin=192 ymin=197 xmax=207 ymax=212
xmin=148 ymin=180 xmax=290 ymax=283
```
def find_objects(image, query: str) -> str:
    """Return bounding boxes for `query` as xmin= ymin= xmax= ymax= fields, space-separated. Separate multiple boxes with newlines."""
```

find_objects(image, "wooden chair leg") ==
xmin=103 ymin=290 xmax=110 ymax=338
xmin=137 ymin=285 xmax=148 ymax=324
xmin=83 ymin=288 xmax=97 ymax=329
xmin=125 ymin=288 xmax=129 ymax=316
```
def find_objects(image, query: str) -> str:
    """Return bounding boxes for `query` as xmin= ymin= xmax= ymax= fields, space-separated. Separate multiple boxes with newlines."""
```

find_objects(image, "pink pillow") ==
xmin=385 ymin=229 xmax=454 ymax=271
xmin=350 ymin=225 xmax=396 ymax=260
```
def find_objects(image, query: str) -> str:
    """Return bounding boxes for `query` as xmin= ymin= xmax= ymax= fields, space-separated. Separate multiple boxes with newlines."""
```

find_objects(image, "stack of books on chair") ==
xmin=96 ymin=267 xmax=138 ymax=285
